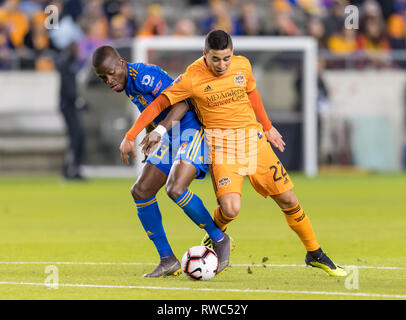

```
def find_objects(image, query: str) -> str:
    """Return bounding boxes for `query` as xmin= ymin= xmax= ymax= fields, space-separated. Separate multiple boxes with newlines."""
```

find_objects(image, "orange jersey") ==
xmin=162 ymin=55 xmax=260 ymax=131
xmin=125 ymin=55 xmax=272 ymax=144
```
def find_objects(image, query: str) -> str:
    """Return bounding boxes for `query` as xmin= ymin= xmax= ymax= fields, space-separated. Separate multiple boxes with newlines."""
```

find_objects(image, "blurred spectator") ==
xmin=173 ymin=18 xmax=197 ymax=36
xmin=328 ymin=25 xmax=357 ymax=56
xmin=386 ymin=1 xmax=406 ymax=48
xmin=201 ymin=0 xmax=236 ymax=35
xmin=356 ymin=15 xmax=390 ymax=65
xmin=56 ymin=42 xmax=86 ymax=180
xmin=271 ymin=3 xmax=300 ymax=36
xmin=118 ymin=1 xmax=137 ymax=37
xmin=235 ymin=3 xmax=262 ymax=36
xmin=307 ymin=16 xmax=328 ymax=49
xmin=21 ymin=11 xmax=56 ymax=70
xmin=294 ymin=0 xmax=324 ymax=15
xmin=360 ymin=0 xmax=383 ymax=19
xmin=357 ymin=0 xmax=396 ymax=20
xmin=19 ymin=0 xmax=42 ymax=17
xmin=35 ymin=52 xmax=55 ymax=71
xmin=103 ymin=0 xmax=125 ymax=21
xmin=77 ymin=0 xmax=109 ymax=64
xmin=63 ymin=0 xmax=83 ymax=22
xmin=1 ymin=0 xmax=405 ymax=71
xmin=0 ymin=19 xmax=14 ymax=69
xmin=110 ymin=14 xmax=132 ymax=39
xmin=323 ymin=0 xmax=347 ymax=38
xmin=0 ymin=0 xmax=29 ymax=48
xmin=48 ymin=1 xmax=84 ymax=51
xmin=138 ymin=4 xmax=168 ymax=36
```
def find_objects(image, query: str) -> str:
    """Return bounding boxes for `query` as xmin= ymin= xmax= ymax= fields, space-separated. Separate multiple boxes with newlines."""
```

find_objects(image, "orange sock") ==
xmin=213 ymin=206 xmax=236 ymax=232
xmin=282 ymin=203 xmax=320 ymax=252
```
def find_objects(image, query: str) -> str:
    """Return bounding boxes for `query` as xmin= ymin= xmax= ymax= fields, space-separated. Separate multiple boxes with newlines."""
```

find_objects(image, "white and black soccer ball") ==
xmin=181 ymin=245 xmax=219 ymax=281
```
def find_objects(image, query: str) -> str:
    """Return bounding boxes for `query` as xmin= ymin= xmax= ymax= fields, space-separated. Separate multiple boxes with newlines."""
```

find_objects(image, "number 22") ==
xmin=269 ymin=161 xmax=287 ymax=182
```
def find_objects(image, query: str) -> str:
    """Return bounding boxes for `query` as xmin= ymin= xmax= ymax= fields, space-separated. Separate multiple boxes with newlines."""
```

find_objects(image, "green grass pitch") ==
xmin=0 ymin=173 xmax=405 ymax=300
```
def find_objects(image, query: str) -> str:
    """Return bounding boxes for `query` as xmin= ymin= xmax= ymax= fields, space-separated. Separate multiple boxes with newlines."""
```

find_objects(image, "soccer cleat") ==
xmin=143 ymin=255 xmax=182 ymax=278
xmin=305 ymin=248 xmax=347 ymax=277
xmin=201 ymin=233 xmax=235 ymax=251
xmin=212 ymin=233 xmax=232 ymax=274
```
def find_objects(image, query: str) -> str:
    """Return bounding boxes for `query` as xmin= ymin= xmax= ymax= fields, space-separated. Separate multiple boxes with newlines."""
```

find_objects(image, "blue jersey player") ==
xmin=92 ymin=46 xmax=231 ymax=276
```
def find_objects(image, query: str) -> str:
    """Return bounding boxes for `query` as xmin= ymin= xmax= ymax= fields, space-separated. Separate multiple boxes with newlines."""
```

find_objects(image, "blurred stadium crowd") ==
xmin=2 ymin=0 xmax=406 ymax=70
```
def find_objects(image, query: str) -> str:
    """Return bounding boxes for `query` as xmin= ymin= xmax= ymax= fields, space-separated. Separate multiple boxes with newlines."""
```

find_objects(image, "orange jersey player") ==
xmin=121 ymin=30 xmax=347 ymax=276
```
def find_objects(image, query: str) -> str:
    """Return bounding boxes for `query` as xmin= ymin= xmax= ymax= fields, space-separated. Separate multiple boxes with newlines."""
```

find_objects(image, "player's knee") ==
xmin=131 ymin=182 xmax=153 ymax=201
xmin=165 ymin=182 xmax=186 ymax=201
xmin=220 ymin=201 xmax=240 ymax=218
xmin=272 ymin=190 xmax=298 ymax=209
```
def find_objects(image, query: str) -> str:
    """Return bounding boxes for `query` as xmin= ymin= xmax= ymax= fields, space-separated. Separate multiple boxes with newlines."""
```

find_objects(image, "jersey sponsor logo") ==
xmin=218 ymin=177 xmax=231 ymax=188
xmin=141 ymin=74 xmax=154 ymax=86
xmin=152 ymin=80 xmax=163 ymax=96
xmin=234 ymin=74 xmax=246 ymax=86
xmin=205 ymin=88 xmax=246 ymax=107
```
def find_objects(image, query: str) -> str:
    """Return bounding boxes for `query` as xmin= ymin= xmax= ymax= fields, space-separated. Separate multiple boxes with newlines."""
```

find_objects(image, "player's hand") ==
xmin=264 ymin=127 xmax=286 ymax=152
xmin=119 ymin=138 xmax=136 ymax=165
xmin=139 ymin=131 xmax=162 ymax=156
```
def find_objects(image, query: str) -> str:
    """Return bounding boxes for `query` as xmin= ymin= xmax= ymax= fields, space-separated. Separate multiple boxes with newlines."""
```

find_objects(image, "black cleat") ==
xmin=305 ymin=248 xmax=347 ymax=277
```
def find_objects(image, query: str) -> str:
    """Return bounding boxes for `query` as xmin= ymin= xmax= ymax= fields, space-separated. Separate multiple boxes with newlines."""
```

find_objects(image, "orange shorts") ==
xmin=208 ymin=130 xmax=294 ymax=199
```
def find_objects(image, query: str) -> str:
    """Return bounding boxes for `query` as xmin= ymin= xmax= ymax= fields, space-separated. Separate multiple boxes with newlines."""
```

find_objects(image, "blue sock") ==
xmin=174 ymin=189 xmax=224 ymax=242
xmin=134 ymin=196 xmax=173 ymax=258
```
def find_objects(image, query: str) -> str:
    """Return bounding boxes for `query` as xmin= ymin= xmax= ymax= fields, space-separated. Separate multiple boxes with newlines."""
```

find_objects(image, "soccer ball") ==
xmin=181 ymin=245 xmax=219 ymax=281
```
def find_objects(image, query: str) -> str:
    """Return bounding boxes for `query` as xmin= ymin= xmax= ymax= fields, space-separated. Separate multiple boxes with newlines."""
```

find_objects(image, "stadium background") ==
xmin=1 ymin=0 xmax=405 ymax=175
xmin=0 ymin=0 xmax=406 ymax=301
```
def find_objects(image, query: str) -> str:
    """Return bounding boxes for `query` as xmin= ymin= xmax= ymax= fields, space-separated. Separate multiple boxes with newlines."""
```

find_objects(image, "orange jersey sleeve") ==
xmin=245 ymin=57 xmax=256 ymax=94
xmin=125 ymin=95 xmax=171 ymax=141
xmin=247 ymin=88 xmax=272 ymax=131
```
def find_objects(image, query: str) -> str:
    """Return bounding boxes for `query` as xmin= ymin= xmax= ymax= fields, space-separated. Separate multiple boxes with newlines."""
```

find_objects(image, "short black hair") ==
xmin=205 ymin=29 xmax=233 ymax=52
xmin=92 ymin=45 xmax=121 ymax=67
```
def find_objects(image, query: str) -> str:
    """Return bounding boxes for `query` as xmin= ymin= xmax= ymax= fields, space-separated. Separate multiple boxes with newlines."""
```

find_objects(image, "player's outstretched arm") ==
xmin=120 ymin=94 xmax=171 ymax=164
xmin=248 ymin=88 xmax=286 ymax=152
xmin=140 ymin=100 xmax=189 ymax=155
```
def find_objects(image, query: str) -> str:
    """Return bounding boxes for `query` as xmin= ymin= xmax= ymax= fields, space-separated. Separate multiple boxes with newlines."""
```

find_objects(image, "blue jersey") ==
xmin=124 ymin=62 xmax=200 ymax=133
xmin=124 ymin=62 xmax=208 ymax=179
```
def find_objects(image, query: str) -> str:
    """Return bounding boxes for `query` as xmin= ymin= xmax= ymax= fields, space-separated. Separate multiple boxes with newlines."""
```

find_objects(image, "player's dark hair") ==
xmin=92 ymin=45 xmax=121 ymax=67
xmin=205 ymin=30 xmax=233 ymax=52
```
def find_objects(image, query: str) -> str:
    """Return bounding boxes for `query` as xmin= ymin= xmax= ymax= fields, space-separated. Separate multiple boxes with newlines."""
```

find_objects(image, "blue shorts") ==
xmin=146 ymin=126 xmax=208 ymax=179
